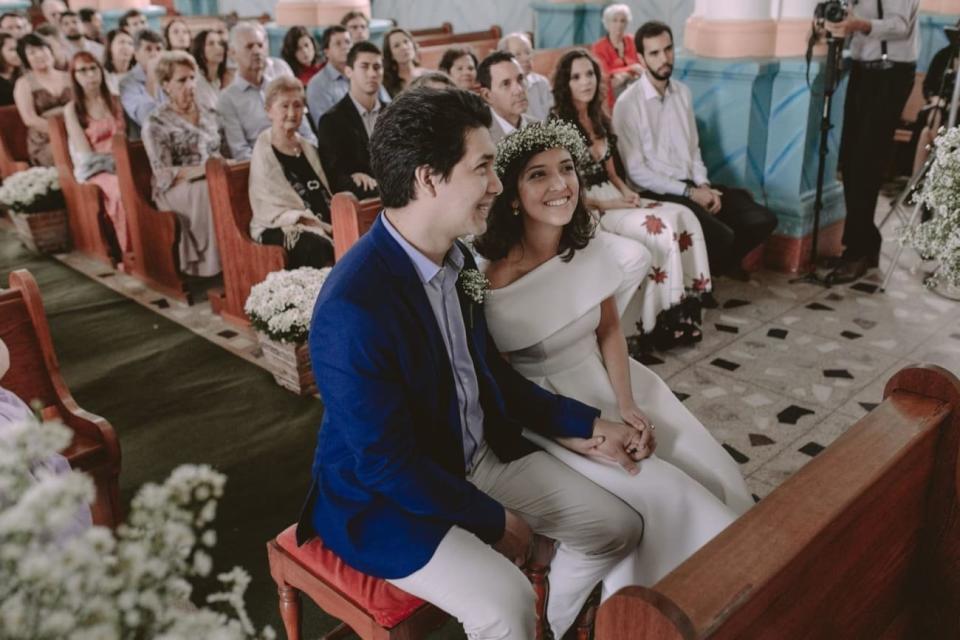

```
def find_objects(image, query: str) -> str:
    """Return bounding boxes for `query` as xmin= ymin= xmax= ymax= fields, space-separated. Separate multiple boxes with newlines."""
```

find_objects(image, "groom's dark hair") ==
xmin=370 ymin=87 xmax=492 ymax=208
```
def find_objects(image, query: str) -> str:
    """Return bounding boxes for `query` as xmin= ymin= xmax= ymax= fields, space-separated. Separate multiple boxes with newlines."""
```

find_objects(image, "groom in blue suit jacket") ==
xmin=298 ymin=88 xmax=649 ymax=639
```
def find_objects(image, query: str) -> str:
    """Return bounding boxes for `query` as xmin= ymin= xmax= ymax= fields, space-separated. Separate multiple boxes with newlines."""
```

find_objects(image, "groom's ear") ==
xmin=413 ymin=164 xmax=439 ymax=199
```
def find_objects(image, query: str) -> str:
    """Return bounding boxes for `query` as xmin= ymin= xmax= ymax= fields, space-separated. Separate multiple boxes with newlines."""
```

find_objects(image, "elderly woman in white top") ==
xmin=249 ymin=75 xmax=335 ymax=268
xmin=142 ymin=50 xmax=223 ymax=277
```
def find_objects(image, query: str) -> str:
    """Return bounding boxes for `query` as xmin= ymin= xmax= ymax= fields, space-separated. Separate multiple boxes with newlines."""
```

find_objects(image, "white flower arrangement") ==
xmin=0 ymin=167 xmax=65 ymax=214
xmin=458 ymin=268 xmax=490 ymax=305
xmin=0 ymin=419 xmax=274 ymax=639
xmin=903 ymin=126 xmax=960 ymax=288
xmin=244 ymin=267 xmax=332 ymax=343
xmin=494 ymin=120 xmax=591 ymax=178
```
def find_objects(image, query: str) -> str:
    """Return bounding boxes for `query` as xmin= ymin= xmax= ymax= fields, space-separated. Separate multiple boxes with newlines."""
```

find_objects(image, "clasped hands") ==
xmin=689 ymin=184 xmax=723 ymax=214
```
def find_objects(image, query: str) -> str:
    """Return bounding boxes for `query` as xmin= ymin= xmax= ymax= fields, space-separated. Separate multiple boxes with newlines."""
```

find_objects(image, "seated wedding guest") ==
xmin=476 ymin=121 xmax=752 ymax=590
xmin=553 ymin=49 xmax=710 ymax=349
xmin=306 ymin=24 xmax=389 ymax=126
xmin=249 ymin=76 xmax=335 ymax=268
xmin=14 ymin=33 xmax=72 ymax=166
xmin=281 ymin=26 xmax=322 ymax=86
xmin=40 ymin=0 xmax=66 ymax=26
xmin=0 ymin=33 xmax=22 ymax=105
xmin=382 ymin=27 xmax=426 ymax=97
xmin=64 ymin=52 xmax=129 ymax=254
xmin=191 ymin=29 xmax=231 ymax=112
xmin=302 ymin=86 xmax=646 ymax=640
xmin=103 ymin=28 xmax=134 ymax=94
xmin=438 ymin=46 xmax=478 ymax=91
xmin=119 ymin=10 xmax=147 ymax=37
xmin=79 ymin=8 xmax=104 ymax=44
xmin=119 ymin=29 xmax=164 ymax=133
xmin=35 ymin=24 xmax=68 ymax=70
xmin=409 ymin=70 xmax=454 ymax=90
xmin=614 ymin=22 xmax=777 ymax=280
xmin=219 ymin=21 xmax=315 ymax=161
xmin=163 ymin=18 xmax=191 ymax=53
xmin=340 ymin=10 xmax=369 ymax=43
xmin=142 ymin=51 xmax=222 ymax=277
xmin=478 ymin=51 xmax=534 ymax=143
xmin=60 ymin=11 xmax=105 ymax=61
xmin=316 ymin=41 xmax=386 ymax=198
xmin=593 ymin=4 xmax=643 ymax=109
xmin=498 ymin=32 xmax=553 ymax=122
xmin=0 ymin=12 xmax=30 ymax=39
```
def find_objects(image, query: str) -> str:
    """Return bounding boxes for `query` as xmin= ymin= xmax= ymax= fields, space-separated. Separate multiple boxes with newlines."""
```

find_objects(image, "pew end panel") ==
xmin=205 ymin=157 xmax=287 ymax=327
xmin=595 ymin=364 xmax=960 ymax=640
xmin=331 ymin=192 xmax=380 ymax=261
xmin=0 ymin=269 xmax=122 ymax=527
xmin=49 ymin=114 xmax=117 ymax=267
xmin=0 ymin=105 xmax=29 ymax=179
xmin=112 ymin=132 xmax=191 ymax=304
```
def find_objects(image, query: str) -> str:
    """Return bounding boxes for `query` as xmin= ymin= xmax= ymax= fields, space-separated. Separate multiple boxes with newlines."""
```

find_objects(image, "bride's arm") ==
xmin=597 ymin=296 xmax=656 ymax=453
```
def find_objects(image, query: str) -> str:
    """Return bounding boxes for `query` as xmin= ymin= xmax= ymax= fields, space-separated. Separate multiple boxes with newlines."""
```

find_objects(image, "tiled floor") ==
xmin=27 ymin=196 xmax=960 ymax=501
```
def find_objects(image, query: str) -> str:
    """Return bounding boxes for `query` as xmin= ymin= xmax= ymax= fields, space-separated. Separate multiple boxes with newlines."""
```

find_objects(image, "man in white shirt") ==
xmin=613 ymin=21 xmax=777 ymax=279
xmin=822 ymin=0 xmax=919 ymax=284
xmin=498 ymin=32 xmax=553 ymax=121
xmin=478 ymin=51 xmax=536 ymax=143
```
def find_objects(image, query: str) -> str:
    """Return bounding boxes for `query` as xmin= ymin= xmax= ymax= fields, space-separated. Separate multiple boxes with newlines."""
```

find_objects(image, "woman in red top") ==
xmin=592 ymin=3 xmax=644 ymax=109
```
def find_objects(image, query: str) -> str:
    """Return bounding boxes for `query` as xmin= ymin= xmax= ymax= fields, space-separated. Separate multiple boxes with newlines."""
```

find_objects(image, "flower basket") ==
xmin=256 ymin=332 xmax=316 ymax=395
xmin=8 ymin=208 xmax=69 ymax=253
xmin=0 ymin=167 xmax=69 ymax=254
xmin=245 ymin=267 xmax=331 ymax=395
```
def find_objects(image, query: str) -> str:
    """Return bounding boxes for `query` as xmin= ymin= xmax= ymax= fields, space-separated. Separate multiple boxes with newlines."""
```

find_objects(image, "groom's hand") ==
xmin=493 ymin=509 xmax=533 ymax=567
xmin=559 ymin=419 xmax=644 ymax=475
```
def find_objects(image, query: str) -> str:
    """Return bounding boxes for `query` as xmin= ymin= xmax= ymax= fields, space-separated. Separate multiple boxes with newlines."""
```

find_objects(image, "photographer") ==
xmin=822 ymin=0 xmax=919 ymax=284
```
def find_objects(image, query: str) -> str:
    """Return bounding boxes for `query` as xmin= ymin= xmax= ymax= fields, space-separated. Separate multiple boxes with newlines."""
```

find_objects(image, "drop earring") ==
xmin=512 ymin=204 xmax=520 ymax=216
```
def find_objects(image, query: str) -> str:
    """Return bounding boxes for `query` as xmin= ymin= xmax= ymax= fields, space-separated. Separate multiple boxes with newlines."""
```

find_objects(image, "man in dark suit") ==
xmin=316 ymin=40 xmax=386 ymax=199
xmin=299 ymin=88 xmax=652 ymax=639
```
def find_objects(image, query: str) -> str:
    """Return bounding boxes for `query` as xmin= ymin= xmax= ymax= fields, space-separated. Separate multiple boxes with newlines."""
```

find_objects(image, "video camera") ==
xmin=814 ymin=0 xmax=848 ymax=24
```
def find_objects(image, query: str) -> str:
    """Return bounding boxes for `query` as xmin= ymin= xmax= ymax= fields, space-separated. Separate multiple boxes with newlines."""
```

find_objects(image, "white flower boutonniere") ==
xmin=458 ymin=268 xmax=490 ymax=329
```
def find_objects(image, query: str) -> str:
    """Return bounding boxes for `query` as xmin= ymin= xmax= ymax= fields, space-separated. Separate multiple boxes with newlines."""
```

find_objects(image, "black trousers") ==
xmin=648 ymin=185 xmax=778 ymax=274
xmin=838 ymin=62 xmax=916 ymax=260
xmin=260 ymin=228 xmax=335 ymax=269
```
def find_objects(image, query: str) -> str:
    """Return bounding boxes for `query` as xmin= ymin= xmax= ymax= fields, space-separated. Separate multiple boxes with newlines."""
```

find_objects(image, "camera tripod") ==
xmin=791 ymin=33 xmax=845 ymax=286
xmin=877 ymin=32 xmax=960 ymax=293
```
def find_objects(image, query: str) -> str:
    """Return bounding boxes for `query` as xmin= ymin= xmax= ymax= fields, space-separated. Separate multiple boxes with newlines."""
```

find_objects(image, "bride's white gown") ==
xmin=483 ymin=233 xmax=754 ymax=593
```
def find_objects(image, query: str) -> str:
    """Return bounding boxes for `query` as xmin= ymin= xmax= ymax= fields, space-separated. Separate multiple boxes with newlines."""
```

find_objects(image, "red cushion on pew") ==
xmin=276 ymin=525 xmax=428 ymax=628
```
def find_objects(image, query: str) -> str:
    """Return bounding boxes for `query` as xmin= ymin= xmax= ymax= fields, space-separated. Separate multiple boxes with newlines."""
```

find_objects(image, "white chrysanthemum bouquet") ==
xmin=245 ymin=267 xmax=332 ymax=343
xmin=0 ymin=420 xmax=274 ymax=639
xmin=905 ymin=126 xmax=960 ymax=287
xmin=0 ymin=167 xmax=65 ymax=214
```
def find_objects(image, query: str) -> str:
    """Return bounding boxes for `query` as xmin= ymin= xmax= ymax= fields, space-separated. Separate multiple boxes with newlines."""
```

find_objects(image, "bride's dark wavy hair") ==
xmin=474 ymin=145 xmax=594 ymax=263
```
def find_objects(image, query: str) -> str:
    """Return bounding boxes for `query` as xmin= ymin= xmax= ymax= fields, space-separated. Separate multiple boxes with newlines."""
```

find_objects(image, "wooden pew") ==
xmin=331 ymin=192 xmax=380 ymax=262
xmin=410 ymin=22 xmax=453 ymax=39
xmin=416 ymin=26 xmax=503 ymax=70
xmin=205 ymin=157 xmax=286 ymax=327
xmin=48 ymin=114 xmax=119 ymax=268
xmin=415 ymin=26 xmax=502 ymax=49
xmin=0 ymin=105 xmax=29 ymax=179
xmin=0 ymin=269 xmax=122 ymax=528
xmin=531 ymin=46 xmax=576 ymax=80
xmin=595 ymin=364 xmax=960 ymax=640
xmin=112 ymin=132 xmax=191 ymax=303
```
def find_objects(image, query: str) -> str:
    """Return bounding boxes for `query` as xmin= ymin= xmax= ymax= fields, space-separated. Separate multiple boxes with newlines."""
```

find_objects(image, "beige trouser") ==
xmin=388 ymin=444 xmax=644 ymax=639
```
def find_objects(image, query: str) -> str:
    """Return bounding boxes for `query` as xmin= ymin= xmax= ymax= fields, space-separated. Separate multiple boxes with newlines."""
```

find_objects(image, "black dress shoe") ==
xmin=825 ymin=255 xmax=874 ymax=285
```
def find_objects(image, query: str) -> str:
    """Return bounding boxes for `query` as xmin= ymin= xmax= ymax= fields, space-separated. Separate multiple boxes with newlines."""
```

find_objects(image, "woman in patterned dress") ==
xmin=13 ymin=33 xmax=72 ymax=167
xmin=552 ymin=48 xmax=713 ymax=351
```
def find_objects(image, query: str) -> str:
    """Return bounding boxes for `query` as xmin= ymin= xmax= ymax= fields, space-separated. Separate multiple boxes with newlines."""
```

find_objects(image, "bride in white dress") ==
xmin=474 ymin=122 xmax=753 ymax=593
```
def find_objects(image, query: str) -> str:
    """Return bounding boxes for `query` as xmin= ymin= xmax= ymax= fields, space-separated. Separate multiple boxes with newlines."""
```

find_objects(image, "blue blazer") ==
xmin=297 ymin=215 xmax=600 ymax=579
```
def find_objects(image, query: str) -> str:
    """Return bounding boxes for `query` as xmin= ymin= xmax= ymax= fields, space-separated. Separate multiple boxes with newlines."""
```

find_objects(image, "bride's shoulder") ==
xmin=484 ymin=257 xmax=524 ymax=291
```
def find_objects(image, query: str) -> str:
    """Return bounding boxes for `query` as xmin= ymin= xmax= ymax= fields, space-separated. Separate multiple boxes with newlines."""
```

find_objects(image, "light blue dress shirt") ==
xmin=119 ymin=64 xmax=166 ymax=131
xmin=382 ymin=214 xmax=485 ymax=471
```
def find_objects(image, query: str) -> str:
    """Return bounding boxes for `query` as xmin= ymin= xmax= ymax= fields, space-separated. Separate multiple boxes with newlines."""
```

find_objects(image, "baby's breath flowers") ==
xmin=245 ymin=267 xmax=332 ymax=343
xmin=0 ymin=167 xmax=64 ymax=214
xmin=494 ymin=120 xmax=591 ymax=178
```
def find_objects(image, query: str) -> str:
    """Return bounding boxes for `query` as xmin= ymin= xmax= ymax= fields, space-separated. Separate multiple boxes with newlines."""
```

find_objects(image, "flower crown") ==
xmin=494 ymin=120 xmax=591 ymax=178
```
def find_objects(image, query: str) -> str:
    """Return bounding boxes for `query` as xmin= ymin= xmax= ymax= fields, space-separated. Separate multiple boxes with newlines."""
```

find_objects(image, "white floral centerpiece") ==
xmin=904 ymin=125 xmax=960 ymax=290
xmin=0 ymin=167 xmax=68 ymax=253
xmin=0 ymin=419 xmax=274 ymax=639
xmin=244 ymin=267 xmax=331 ymax=394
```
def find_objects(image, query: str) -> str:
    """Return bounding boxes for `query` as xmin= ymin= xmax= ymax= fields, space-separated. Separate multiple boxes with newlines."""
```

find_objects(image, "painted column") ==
xmin=532 ymin=2 xmax=607 ymax=48
xmin=275 ymin=0 xmax=369 ymax=29
xmin=684 ymin=0 xmax=777 ymax=58
xmin=918 ymin=0 xmax=960 ymax=71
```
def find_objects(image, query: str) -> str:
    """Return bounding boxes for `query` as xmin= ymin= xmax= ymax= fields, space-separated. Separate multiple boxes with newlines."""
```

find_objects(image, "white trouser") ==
xmin=388 ymin=444 xmax=644 ymax=639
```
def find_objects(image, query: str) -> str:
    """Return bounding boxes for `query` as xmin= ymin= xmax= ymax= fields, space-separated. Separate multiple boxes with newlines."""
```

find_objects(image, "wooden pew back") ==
xmin=596 ymin=364 xmax=960 ymax=640
xmin=420 ymin=39 xmax=499 ymax=71
xmin=205 ymin=157 xmax=286 ymax=326
xmin=531 ymin=46 xmax=576 ymax=81
xmin=411 ymin=22 xmax=454 ymax=39
xmin=0 ymin=269 xmax=122 ymax=527
xmin=415 ymin=26 xmax=501 ymax=49
xmin=331 ymin=192 xmax=380 ymax=261
xmin=112 ymin=132 xmax=190 ymax=302
xmin=48 ymin=114 xmax=116 ymax=266
xmin=0 ymin=105 xmax=29 ymax=179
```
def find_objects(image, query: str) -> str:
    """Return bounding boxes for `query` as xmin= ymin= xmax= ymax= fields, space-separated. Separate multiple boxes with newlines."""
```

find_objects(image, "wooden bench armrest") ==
xmin=331 ymin=192 xmax=380 ymax=262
